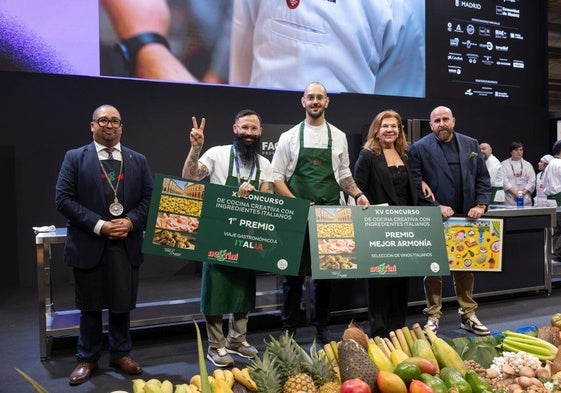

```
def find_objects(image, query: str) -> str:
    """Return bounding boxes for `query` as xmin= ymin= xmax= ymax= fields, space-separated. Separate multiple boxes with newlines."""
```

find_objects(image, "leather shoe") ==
xmin=69 ymin=362 xmax=98 ymax=385
xmin=109 ymin=356 xmax=143 ymax=374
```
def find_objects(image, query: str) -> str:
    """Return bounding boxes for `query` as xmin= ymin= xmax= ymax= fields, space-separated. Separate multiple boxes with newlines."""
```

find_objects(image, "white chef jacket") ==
xmin=501 ymin=158 xmax=536 ymax=206
xmin=543 ymin=157 xmax=561 ymax=198
xmin=229 ymin=0 xmax=425 ymax=97
xmin=535 ymin=171 xmax=557 ymax=207
xmin=485 ymin=154 xmax=505 ymax=203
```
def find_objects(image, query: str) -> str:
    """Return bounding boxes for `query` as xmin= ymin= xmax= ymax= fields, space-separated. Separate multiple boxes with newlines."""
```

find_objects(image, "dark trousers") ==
xmin=367 ymin=277 xmax=409 ymax=338
xmin=281 ymin=275 xmax=332 ymax=331
xmin=553 ymin=212 xmax=561 ymax=260
xmin=76 ymin=310 xmax=131 ymax=363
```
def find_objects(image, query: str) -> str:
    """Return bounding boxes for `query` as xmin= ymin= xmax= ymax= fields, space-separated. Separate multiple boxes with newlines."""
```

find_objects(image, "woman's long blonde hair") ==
xmin=363 ymin=110 xmax=408 ymax=156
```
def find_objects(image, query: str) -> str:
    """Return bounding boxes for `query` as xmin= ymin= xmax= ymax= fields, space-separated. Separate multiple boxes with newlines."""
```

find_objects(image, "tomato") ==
xmin=341 ymin=378 xmax=372 ymax=393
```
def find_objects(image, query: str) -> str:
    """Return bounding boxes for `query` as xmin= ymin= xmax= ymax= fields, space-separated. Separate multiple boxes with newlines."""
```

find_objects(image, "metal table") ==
xmin=35 ymin=228 xmax=282 ymax=360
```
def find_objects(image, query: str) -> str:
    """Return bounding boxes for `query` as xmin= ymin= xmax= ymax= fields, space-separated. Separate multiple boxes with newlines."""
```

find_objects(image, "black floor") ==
xmin=4 ymin=282 xmax=561 ymax=393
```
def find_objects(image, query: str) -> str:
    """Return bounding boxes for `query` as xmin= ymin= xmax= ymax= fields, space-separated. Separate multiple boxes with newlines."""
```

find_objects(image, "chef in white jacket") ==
xmin=229 ymin=0 xmax=425 ymax=98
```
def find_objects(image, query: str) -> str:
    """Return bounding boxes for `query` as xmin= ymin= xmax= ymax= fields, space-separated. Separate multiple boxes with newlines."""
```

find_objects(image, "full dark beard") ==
xmin=234 ymin=135 xmax=261 ymax=162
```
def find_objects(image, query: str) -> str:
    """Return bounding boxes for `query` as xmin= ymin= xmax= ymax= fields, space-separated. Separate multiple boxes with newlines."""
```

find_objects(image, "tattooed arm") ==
xmin=182 ymin=116 xmax=209 ymax=180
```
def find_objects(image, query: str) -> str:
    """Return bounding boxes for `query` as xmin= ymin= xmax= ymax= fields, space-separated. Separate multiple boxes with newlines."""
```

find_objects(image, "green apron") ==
xmin=200 ymin=146 xmax=260 ymax=315
xmin=490 ymin=186 xmax=502 ymax=203
xmin=547 ymin=193 xmax=561 ymax=206
xmin=287 ymin=122 xmax=341 ymax=275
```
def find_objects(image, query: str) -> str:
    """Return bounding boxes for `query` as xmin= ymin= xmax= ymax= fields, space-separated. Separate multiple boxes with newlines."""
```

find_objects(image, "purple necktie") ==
xmin=105 ymin=147 xmax=114 ymax=160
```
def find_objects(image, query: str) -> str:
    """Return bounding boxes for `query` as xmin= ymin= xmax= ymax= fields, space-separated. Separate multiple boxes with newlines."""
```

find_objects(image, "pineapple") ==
xmin=317 ymin=381 xmax=341 ymax=393
xmin=284 ymin=373 xmax=316 ymax=393
xmin=337 ymin=339 xmax=379 ymax=393
xmin=249 ymin=349 xmax=283 ymax=393
xmin=308 ymin=341 xmax=340 ymax=393
xmin=266 ymin=332 xmax=317 ymax=393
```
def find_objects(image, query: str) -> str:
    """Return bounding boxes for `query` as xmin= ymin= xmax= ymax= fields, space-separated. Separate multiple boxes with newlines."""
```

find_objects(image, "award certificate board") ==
xmin=309 ymin=205 xmax=449 ymax=279
xmin=143 ymin=174 xmax=310 ymax=275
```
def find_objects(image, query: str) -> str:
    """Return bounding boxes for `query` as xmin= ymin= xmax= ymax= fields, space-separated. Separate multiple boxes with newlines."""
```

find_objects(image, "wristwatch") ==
xmin=114 ymin=32 xmax=170 ymax=76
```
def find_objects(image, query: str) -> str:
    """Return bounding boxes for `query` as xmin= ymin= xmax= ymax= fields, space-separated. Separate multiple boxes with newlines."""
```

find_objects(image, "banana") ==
xmin=162 ymin=379 xmax=174 ymax=393
xmin=232 ymin=367 xmax=257 ymax=391
xmin=223 ymin=369 xmax=235 ymax=388
xmin=174 ymin=384 xmax=189 ymax=393
xmin=133 ymin=379 xmax=147 ymax=393
xmin=210 ymin=378 xmax=234 ymax=393
xmin=329 ymin=340 xmax=339 ymax=360
xmin=389 ymin=331 xmax=403 ymax=352
xmin=323 ymin=342 xmax=337 ymax=365
xmin=213 ymin=369 xmax=226 ymax=381
xmin=145 ymin=379 xmax=164 ymax=393
xmin=189 ymin=384 xmax=202 ymax=393
xmin=190 ymin=375 xmax=203 ymax=391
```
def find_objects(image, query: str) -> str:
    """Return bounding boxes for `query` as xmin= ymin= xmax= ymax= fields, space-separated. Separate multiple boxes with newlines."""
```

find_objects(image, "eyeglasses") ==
xmin=235 ymin=124 xmax=260 ymax=133
xmin=95 ymin=117 xmax=122 ymax=127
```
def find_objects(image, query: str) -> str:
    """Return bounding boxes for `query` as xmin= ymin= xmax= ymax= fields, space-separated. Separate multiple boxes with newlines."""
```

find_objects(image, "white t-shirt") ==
xmin=199 ymin=144 xmax=273 ymax=186
xmin=271 ymin=121 xmax=352 ymax=184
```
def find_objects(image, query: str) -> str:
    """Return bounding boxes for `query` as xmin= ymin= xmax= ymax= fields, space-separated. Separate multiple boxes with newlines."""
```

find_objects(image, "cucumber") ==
xmin=420 ymin=373 xmax=448 ymax=393
xmin=440 ymin=367 xmax=473 ymax=393
xmin=465 ymin=370 xmax=493 ymax=393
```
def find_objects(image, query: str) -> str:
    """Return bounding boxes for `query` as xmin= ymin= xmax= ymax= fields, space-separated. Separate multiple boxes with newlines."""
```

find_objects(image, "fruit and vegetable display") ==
xmin=127 ymin=315 xmax=561 ymax=393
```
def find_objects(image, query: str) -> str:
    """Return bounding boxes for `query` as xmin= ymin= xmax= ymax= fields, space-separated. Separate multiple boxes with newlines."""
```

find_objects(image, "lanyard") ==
xmin=510 ymin=159 xmax=523 ymax=178
xmin=232 ymin=146 xmax=256 ymax=186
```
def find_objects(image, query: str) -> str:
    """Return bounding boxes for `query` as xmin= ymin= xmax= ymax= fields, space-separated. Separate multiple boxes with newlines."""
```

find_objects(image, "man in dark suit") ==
xmin=55 ymin=104 xmax=153 ymax=385
xmin=409 ymin=105 xmax=491 ymax=336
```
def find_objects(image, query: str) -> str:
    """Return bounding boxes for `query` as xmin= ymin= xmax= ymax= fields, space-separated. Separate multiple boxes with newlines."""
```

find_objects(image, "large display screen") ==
xmin=0 ymin=0 xmax=544 ymax=106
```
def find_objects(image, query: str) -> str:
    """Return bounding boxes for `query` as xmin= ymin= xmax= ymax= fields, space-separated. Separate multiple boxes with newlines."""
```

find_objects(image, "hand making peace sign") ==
xmin=190 ymin=116 xmax=206 ymax=148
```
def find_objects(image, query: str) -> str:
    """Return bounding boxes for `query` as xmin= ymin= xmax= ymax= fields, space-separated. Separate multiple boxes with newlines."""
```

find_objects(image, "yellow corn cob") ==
xmin=367 ymin=341 xmax=395 ymax=372
xmin=424 ymin=325 xmax=467 ymax=375
xmin=384 ymin=334 xmax=409 ymax=366
xmin=390 ymin=347 xmax=409 ymax=366
xmin=395 ymin=329 xmax=412 ymax=356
